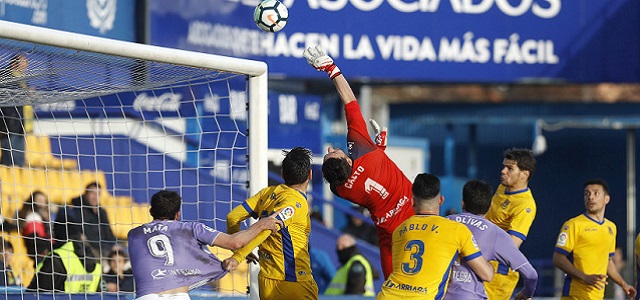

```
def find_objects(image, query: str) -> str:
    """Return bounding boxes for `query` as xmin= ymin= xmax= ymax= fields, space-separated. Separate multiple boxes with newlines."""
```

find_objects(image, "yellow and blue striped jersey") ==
xmin=485 ymin=184 xmax=536 ymax=242
xmin=554 ymin=213 xmax=616 ymax=299
xmin=227 ymin=184 xmax=313 ymax=282
xmin=376 ymin=215 xmax=482 ymax=300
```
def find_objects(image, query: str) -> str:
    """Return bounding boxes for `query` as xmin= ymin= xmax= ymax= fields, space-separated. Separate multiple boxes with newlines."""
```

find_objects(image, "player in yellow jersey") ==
xmin=553 ymin=179 xmax=636 ymax=300
xmin=484 ymin=148 xmax=537 ymax=299
xmin=377 ymin=173 xmax=493 ymax=300
xmin=225 ymin=147 xmax=318 ymax=300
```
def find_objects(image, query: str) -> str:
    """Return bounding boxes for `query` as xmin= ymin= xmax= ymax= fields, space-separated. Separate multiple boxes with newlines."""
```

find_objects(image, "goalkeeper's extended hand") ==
xmin=369 ymin=119 xmax=388 ymax=150
xmin=303 ymin=45 xmax=341 ymax=79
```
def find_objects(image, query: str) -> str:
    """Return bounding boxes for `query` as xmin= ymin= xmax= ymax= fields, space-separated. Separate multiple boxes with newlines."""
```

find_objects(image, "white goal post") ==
xmin=0 ymin=20 xmax=267 ymax=298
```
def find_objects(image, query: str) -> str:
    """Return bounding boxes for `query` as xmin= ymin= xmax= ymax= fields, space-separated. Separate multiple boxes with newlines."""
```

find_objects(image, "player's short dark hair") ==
xmin=584 ymin=178 xmax=609 ymax=195
xmin=462 ymin=180 xmax=493 ymax=215
xmin=504 ymin=148 xmax=536 ymax=181
xmin=281 ymin=147 xmax=313 ymax=185
xmin=85 ymin=181 xmax=101 ymax=191
xmin=322 ymin=157 xmax=352 ymax=187
xmin=150 ymin=190 xmax=182 ymax=220
xmin=412 ymin=173 xmax=440 ymax=201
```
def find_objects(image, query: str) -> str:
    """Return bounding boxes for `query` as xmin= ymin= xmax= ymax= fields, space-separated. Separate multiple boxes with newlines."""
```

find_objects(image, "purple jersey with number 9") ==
xmin=128 ymin=220 xmax=228 ymax=297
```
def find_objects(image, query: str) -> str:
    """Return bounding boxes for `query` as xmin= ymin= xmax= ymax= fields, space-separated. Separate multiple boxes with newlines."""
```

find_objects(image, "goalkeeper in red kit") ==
xmin=304 ymin=46 xmax=414 ymax=279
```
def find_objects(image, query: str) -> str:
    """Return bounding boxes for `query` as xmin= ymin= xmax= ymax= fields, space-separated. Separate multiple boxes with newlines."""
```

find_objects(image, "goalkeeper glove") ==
xmin=369 ymin=119 xmax=388 ymax=150
xmin=303 ymin=45 xmax=341 ymax=79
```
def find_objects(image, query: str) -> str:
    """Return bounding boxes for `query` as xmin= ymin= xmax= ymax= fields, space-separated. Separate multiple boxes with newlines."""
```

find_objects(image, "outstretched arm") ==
xmin=304 ymin=46 xmax=355 ymax=106
xmin=214 ymin=213 xmax=282 ymax=251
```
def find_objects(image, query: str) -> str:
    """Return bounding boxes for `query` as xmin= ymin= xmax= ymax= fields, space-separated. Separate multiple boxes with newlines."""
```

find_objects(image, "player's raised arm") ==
xmin=304 ymin=45 xmax=355 ymax=106
xmin=214 ymin=212 xmax=282 ymax=251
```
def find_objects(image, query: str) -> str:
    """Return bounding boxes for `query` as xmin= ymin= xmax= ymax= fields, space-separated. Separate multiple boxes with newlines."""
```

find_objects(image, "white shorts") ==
xmin=136 ymin=293 xmax=190 ymax=300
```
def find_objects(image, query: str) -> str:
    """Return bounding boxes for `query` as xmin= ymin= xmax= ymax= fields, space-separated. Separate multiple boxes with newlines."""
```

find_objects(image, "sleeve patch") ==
xmin=202 ymin=224 xmax=216 ymax=233
xmin=277 ymin=206 xmax=295 ymax=221
xmin=471 ymin=236 xmax=480 ymax=250
xmin=556 ymin=232 xmax=568 ymax=246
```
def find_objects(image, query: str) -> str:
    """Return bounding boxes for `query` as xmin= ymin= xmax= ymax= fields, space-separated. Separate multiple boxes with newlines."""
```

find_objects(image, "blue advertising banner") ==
xmin=268 ymin=92 xmax=322 ymax=153
xmin=0 ymin=0 xmax=135 ymax=41
xmin=149 ymin=0 xmax=640 ymax=83
xmin=33 ymin=83 xmax=323 ymax=153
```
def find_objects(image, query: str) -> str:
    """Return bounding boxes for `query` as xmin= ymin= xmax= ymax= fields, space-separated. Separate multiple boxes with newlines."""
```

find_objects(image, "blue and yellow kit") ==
xmin=227 ymin=184 xmax=317 ymax=300
xmin=376 ymin=215 xmax=482 ymax=300
xmin=555 ymin=213 xmax=616 ymax=300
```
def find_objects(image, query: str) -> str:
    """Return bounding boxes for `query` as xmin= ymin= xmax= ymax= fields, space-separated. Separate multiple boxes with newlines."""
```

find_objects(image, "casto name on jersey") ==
xmin=397 ymin=222 xmax=439 ymax=237
xmin=452 ymin=216 xmax=488 ymax=231
xmin=344 ymin=165 xmax=365 ymax=189
xmin=143 ymin=224 xmax=169 ymax=234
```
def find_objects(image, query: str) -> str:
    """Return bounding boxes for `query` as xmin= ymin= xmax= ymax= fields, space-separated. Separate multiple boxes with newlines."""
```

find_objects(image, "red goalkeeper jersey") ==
xmin=333 ymin=101 xmax=414 ymax=277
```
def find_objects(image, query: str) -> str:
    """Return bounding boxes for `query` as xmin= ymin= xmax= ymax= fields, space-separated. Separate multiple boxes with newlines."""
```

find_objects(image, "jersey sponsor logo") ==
xmin=364 ymin=178 xmax=389 ymax=199
xmin=500 ymin=199 xmax=511 ymax=209
xmin=375 ymin=195 xmax=409 ymax=225
xmin=452 ymin=270 xmax=473 ymax=283
xmin=344 ymin=165 xmax=365 ymax=189
xmin=151 ymin=268 xmax=168 ymax=280
xmin=259 ymin=250 xmax=274 ymax=262
xmin=383 ymin=279 xmax=428 ymax=294
xmin=167 ymin=268 xmax=203 ymax=276
xmin=296 ymin=202 xmax=302 ymax=208
xmin=278 ymin=206 xmax=295 ymax=221
xmin=556 ymin=232 xmax=568 ymax=246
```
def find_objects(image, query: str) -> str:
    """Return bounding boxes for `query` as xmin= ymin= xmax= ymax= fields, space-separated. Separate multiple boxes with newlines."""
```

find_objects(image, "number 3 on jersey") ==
xmin=402 ymin=239 xmax=424 ymax=274
xmin=148 ymin=234 xmax=175 ymax=266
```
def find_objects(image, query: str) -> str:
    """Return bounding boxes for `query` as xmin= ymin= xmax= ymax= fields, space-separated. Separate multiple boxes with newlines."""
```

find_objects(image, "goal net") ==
xmin=0 ymin=21 xmax=267 ymax=298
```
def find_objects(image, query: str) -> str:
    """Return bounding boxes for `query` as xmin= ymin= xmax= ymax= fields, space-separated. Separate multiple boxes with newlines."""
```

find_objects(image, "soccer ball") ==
xmin=253 ymin=0 xmax=288 ymax=33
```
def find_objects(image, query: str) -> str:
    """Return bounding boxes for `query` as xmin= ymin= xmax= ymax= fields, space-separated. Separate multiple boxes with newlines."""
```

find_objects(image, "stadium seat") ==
xmin=24 ymin=134 xmax=77 ymax=170
xmin=0 ymin=167 xmax=28 ymax=218
xmin=102 ymin=195 xmax=151 ymax=240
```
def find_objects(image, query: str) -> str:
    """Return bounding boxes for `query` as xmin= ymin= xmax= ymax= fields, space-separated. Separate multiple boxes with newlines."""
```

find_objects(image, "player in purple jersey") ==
xmin=128 ymin=190 xmax=282 ymax=300
xmin=445 ymin=180 xmax=538 ymax=300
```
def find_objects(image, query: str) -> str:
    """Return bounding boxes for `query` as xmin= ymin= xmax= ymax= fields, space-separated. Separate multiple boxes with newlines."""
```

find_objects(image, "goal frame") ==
xmin=0 ymin=20 xmax=268 ymax=299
